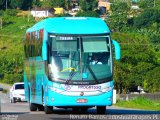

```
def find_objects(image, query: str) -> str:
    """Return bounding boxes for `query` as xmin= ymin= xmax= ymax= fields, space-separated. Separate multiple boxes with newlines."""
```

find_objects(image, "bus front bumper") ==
xmin=45 ymin=90 xmax=113 ymax=107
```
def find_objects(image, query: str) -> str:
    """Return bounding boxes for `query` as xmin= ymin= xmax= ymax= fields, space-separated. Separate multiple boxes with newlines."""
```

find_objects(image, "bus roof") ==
xmin=26 ymin=17 xmax=110 ymax=34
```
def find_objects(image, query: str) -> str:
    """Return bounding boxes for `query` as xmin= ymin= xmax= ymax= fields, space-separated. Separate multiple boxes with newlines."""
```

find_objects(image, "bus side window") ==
xmin=47 ymin=39 xmax=53 ymax=64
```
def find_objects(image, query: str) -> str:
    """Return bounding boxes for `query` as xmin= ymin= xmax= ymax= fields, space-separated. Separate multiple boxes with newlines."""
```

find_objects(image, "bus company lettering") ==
xmin=78 ymin=85 xmax=101 ymax=90
xmin=53 ymin=83 xmax=62 ymax=89
xmin=53 ymin=83 xmax=72 ymax=90
xmin=64 ymin=84 xmax=71 ymax=90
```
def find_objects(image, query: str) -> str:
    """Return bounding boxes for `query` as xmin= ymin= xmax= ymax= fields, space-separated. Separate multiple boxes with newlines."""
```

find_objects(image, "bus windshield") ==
xmin=48 ymin=35 xmax=112 ymax=84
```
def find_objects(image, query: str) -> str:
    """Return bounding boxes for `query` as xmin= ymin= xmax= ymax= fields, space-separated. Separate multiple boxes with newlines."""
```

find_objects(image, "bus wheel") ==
xmin=29 ymin=103 xmax=37 ymax=111
xmin=96 ymin=106 xmax=106 ymax=114
xmin=37 ymin=104 xmax=44 ymax=111
xmin=28 ymin=86 xmax=37 ymax=111
xmin=44 ymin=106 xmax=53 ymax=114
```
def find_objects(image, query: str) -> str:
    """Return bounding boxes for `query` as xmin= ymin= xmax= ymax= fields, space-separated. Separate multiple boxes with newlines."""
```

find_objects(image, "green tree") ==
xmin=138 ymin=0 xmax=154 ymax=9
xmin=112 ymin=33 xmax=158 ymax=93
xmin=41 ymin=0 xmax=52 ymax=8
xmin=64 ymin=0 xmax=72 ymax=10
xmin=133 ymin=8 xmax=160 ymax=44
xmin=50 ymin=0 xmax=65 ymax=8
xmin=76 ymin=11 xmax=99 ymax=17
xmin=79 ymin=0 xmax=98 ymax=11
xmin=41 ymin=0 xmax=70 ymax=9
xmin=76 ymin=0 xmax=99 ymax=17
xmin=9 ymin=0 xmax=32 ymax=10
xmin=0 ymin=0 xmax=6 ymax=10
xmin=0 ymin=10 xmax=35 ymax=84
xmin=108 ymin=1 xmax=130 ymax=32
xmin=143 ymin=67 xmax=160 ymax=92
xmin=134 ymin=8 xmax=160 ymax=28
xmin=10 ymin=0 xmax=24 ymax=9
xmin=32 ymin=0 xmax=41 ymax=7
xmin=21 ymin=0 xmax=32 ymax=10
xmin=0 ymin=0 xmax=3 ymax=9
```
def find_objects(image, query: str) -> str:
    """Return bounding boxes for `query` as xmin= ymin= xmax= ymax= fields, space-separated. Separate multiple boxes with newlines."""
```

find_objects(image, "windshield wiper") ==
xmin=65 ymin=69 xmax=77 ymax=84
xmin=86 ymin=65 xmax=99 ymax=84
xmin=65 ymin=64 xmax=99 ymax=84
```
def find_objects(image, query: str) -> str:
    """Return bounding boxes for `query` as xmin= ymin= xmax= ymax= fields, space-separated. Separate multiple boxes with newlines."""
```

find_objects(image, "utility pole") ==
xmin=28 ymin=8 xmax=30 ymax=22
xmin=6 ymin=0 xmax=7 ymax=11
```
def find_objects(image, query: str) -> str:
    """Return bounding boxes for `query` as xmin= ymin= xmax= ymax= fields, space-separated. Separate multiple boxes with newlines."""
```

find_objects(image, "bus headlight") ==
xmin=107 ymin=97 xmax=112 ymax=101
xmin=101 ymin=86 xmax=113 ymax=92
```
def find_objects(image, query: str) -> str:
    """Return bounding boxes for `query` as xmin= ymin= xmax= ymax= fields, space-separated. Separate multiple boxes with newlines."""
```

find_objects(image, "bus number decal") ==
xmin=78 ymin=85 xmax=101 ymax=90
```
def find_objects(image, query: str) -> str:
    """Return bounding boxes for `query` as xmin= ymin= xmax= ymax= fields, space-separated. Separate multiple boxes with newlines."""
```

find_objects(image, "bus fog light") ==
xmin=107 ymin=97 xmax=112 ymax=101
xmin=101 ymin=87 xmax=113 ymax=92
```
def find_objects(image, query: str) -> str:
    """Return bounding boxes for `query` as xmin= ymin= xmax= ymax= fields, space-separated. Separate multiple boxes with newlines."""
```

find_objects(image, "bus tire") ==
xmin=44 ymin=106 xmax=53 ymax=114
xmin=37 ymin=104 xmax=44 ymax=111
xmin=96 ymin=106 xmax=106 ymax=114
xmin=29 ymin=103 xmax=37 ymax=111
xmin=28 ymin=86 xmax=37 ymax=111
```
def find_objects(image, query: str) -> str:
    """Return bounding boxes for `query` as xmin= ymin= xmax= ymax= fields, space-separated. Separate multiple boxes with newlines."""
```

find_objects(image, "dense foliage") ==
xmin=79 ymin=0 xmax=98 ymax=11
xmin=112 ymin=33 xmax=160 ymax=93
xmin=0 ymin=10 xmax=35 ymax=84
xmin=116 ymin=97 xmax=160 ymax=110
xmin=76 ymin=0 xmax=99 ymax=17
xmin=108 ymin=0 xmax=160 ymax=93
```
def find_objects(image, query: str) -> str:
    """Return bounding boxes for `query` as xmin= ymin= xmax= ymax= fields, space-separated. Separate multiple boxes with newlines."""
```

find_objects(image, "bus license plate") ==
xmin=76 ymin=98 xmax=87 ymax=103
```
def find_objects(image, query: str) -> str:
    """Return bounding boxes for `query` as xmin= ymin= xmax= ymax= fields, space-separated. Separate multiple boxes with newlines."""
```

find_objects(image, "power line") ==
xmin=0 ymin=34 xmax=24 ymax=38
xmin=5 ymin=0 xmax=7 ymax=11
xmin=119 ymin=43 xmax=160 ymax=46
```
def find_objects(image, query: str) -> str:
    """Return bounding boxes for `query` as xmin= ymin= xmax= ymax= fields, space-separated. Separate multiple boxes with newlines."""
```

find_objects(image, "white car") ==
xmin=9 ymin=82 xmax=25 ymax=103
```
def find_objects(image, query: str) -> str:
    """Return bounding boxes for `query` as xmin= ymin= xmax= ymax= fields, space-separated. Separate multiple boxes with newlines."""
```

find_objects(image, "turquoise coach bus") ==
xmin=24 ymin=17 xmax=120 ymax=114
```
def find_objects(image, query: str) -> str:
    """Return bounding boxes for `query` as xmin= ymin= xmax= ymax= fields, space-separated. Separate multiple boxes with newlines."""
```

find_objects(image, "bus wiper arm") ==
xmin=87 ymin=65 xmax=99 ymax=84
xmin=65 ymin=70 xmax=77 ymax=84
xmin=65 ymin=60 xmax=79 ymax=84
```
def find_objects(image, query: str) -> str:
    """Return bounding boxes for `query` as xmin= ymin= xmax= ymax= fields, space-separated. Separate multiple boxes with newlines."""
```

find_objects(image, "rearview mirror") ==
xmin=112 ymin=40 xmax=121 ymax=60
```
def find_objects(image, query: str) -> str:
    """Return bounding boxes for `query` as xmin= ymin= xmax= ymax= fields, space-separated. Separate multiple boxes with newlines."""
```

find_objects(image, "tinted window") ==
xmin=15 ymin=84 xmax=24 ymax=90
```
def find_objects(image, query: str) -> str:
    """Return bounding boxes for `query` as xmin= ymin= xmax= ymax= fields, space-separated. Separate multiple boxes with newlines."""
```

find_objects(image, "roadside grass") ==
xmin=1 ymin=89 xmax=8 ymax=94
xmin=115 ymin=97 xmax=160 ymax=111
xmin=0 ymin=11 xmax=35 ymax=84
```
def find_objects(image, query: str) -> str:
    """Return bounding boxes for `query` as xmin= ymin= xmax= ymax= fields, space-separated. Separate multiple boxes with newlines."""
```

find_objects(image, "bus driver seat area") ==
xmin=91 ymin=55 xmax=102 ymax=65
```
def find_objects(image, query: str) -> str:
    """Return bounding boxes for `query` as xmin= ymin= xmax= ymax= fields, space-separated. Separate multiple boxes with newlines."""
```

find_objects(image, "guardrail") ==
xmin=117 ymin=93 xmax=160 ymax=101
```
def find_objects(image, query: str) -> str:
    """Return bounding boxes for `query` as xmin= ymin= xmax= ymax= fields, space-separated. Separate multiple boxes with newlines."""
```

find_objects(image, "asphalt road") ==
xmin=0 ymin=91 xmax=160 ymax=120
